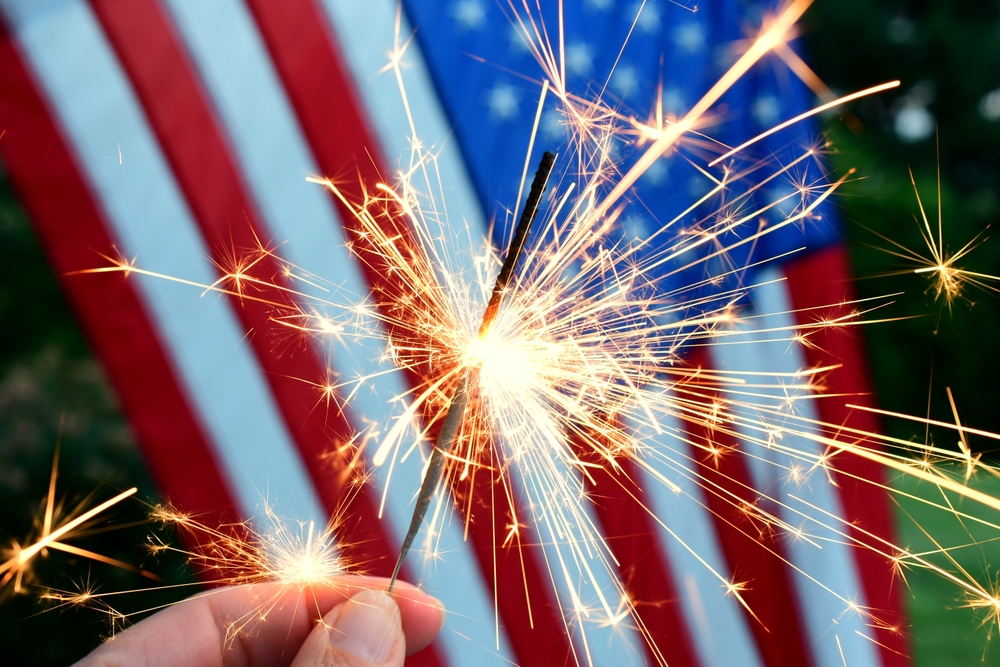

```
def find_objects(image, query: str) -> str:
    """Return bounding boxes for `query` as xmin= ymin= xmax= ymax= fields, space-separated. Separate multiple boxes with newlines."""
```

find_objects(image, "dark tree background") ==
xmin=805 ymin=0 xmax=1000 ymax=447
xmin=1 ymin=2 xmax=998 ymax=665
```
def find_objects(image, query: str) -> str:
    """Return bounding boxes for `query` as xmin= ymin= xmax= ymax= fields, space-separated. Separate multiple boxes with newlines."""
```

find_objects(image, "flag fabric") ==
xmin=0 ymin=1 xmax=907 ymax=666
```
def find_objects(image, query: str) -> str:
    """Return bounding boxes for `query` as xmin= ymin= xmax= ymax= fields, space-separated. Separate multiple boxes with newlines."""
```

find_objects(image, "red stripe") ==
xmin=570 ymin=423 xmax=702 ymax=667
xmin=242 ymin=1 xmax=576 ymax=664
xmin=783 ymin=246 xmax=910 ymax=666
xmin=0 ymin=23 xmax=238 ymax=528
xmin=678 ymin=349 xmax=816 ymax=667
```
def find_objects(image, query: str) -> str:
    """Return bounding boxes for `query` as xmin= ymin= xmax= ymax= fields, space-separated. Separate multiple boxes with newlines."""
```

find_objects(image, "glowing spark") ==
xmin=708 ymin=81 xmax=901 ymax=167
xmin=864 ymin=136 xmax=1000 ymax=309
xmin=1 ymin=450 xmax=153 ymax=596
xmin=946 ymin=387 xmax=981 ymax=483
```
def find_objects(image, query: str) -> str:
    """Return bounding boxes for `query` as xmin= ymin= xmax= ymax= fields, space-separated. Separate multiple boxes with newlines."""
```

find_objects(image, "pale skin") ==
xmin=75 ymin=576 xmax=445 ymax=667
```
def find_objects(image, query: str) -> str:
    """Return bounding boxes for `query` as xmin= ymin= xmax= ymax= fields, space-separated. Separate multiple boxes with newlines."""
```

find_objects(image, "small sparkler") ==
xmin=138 ymin=502 xmax=352 ymax=643
xmin=387 ymin=150 xmax=556 ymax=592
xmin=33 ymin=491 xmax=359 ymax=643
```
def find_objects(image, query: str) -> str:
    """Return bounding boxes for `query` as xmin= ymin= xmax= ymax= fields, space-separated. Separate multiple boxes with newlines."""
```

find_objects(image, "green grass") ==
xmin=893 ymin=466 xmax=1000 ymax=666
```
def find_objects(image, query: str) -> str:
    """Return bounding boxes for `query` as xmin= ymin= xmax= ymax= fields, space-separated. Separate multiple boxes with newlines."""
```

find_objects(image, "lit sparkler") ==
xmin=54 ymin=0 xmax=1000 ymax=662
xmin=145 ymin=502 xmax=351 ymax=643
xmin=2 ymin=446 xmax=359 ymax=642
xmin=387 ymin=149 xmax=556 ymax=591
xmin=148 ymin=503 xmax=348 ymax=590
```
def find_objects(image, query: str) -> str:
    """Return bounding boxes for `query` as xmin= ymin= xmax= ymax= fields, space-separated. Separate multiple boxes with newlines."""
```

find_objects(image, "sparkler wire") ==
xmin=387 ymin=150 xmax=556 ymax=592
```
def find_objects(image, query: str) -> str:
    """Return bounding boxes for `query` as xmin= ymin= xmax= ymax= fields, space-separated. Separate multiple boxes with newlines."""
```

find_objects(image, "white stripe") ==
xmin=708 ymin=273 xmax=880 ymax=667
xmin=0 ymin=0 xmax=324 ymax=525
xmin=630 ymin=403 xmax=766 ymax=667
xmin=317 ymin=0 xmax=488 ymax=281
xmin=157 ymin=2 xmax=514 ymax=663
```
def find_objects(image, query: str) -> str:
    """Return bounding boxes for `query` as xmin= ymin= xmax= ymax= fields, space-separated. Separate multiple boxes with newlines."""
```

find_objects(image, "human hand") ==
xmin=74 ymin=576 xmax=445 ymax=667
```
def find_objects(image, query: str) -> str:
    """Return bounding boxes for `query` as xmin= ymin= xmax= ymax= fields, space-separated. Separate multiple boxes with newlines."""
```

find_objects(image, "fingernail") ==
xmin=328 ymin=590 xmax=400 ymax=663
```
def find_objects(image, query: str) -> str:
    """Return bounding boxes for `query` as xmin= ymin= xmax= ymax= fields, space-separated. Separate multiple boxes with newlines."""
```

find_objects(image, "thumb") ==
xmin=291 ymin=589 xmax=405 ymax=667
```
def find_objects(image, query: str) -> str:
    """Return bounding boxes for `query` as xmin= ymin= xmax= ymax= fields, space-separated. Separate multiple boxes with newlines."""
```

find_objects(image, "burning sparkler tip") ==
xmin=387 ymin=151 xmax=557 ymax=592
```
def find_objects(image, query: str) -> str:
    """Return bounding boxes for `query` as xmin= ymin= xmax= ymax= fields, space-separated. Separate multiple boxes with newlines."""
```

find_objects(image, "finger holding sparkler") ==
xmin=74 ymin=577 xmax=444 ymax=667
xmin=387 ymin=151 xmax=556 ymax=592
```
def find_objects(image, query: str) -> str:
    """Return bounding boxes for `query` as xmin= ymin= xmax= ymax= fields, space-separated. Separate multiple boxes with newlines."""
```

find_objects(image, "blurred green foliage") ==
xmin=805 ymin=6 xmax=1000 ymax=661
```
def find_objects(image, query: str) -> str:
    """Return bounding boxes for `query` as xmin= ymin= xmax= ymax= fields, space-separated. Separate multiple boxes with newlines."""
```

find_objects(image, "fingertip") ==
xmin=385 ymin=582 xmax=446 ymax=655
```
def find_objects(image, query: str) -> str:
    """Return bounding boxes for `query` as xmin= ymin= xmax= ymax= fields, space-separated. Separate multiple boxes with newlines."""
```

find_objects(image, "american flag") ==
xmin=0 ymin=1 xmax=907 ymax=665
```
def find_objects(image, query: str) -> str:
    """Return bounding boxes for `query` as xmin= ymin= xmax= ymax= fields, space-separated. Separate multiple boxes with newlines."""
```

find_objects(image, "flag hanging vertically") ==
xmin=0 ymin=1 xmax=907 ymax=665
